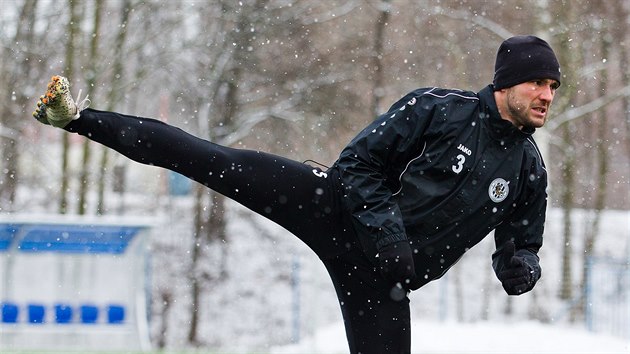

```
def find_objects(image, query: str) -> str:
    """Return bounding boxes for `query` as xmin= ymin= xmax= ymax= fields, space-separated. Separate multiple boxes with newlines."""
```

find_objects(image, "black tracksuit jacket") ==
xmin=334 ymin=85 xmax=546 ymax=289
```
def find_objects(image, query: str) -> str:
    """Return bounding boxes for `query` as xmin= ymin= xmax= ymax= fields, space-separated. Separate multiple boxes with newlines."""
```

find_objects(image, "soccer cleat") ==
xmin=32 ymin=98 xmax=49 ymax=125
xmin=32 ymin=75 xmax=89 ymax=128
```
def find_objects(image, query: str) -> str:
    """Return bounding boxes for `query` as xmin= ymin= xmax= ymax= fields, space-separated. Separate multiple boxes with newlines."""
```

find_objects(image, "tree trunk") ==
xmin=186 ymin=1 xmax=255 ymax=344
xmin=58 ymin=0 xmax=80 ymax=214
xmin=550 ymin=2 xmax=581 ymax=303
xmin=77 ymin=0 xmax=103 ymax=215
xmin=156 ymin=290 xmax=173 ymax=349
xmin=559 ymin=123 xmax=575 ymax=301
xmin=97 ymin=0 xmax=132 ymax=214
xmin=370 ymin=0 xmax=390 ymax=117
xmin=578 ymin=30 xmax=612 ymax=319
xmin=623 ymin=56 xmax=630 ymax=219
xmin=0 ymin=0 xmax=38 ymax=210
xmin=187 ymin=184 xmax=207 ymax=346
xmin=480 ymin=241 xmax=494 ymax=321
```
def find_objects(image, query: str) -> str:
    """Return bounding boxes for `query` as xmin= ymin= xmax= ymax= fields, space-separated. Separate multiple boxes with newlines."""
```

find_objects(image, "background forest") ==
xmin=1 ymin=0 xmax=629 ymax=351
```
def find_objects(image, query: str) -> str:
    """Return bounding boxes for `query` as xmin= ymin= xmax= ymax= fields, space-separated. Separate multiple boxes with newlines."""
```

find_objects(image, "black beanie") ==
xmin=493 ymin=35 xmax=561 ymax=90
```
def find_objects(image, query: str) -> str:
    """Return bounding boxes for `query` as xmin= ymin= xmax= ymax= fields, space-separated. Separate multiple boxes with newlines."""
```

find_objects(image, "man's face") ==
xmin=503 ymin=79 xmax=559 ymax=129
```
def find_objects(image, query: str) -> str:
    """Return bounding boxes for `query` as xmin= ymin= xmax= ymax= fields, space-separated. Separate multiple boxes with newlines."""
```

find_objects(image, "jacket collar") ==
xmin=478 ymin=85 xmax=534 ymax=145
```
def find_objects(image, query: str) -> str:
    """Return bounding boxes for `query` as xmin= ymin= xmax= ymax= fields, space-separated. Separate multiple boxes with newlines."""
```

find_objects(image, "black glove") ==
xmin=497 ymin=241 xmax=536 ymax=295
xmin=378 ymin=240 xmax=418 ymax=289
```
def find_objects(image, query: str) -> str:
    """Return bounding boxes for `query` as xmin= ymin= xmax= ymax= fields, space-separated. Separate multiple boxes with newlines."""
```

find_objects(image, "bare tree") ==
xmin=57 ymin=0 xmax=81 ymax=214
xmin=95 ymin=0 xmax=133 ymax=215
xmin=369 ymin=0 xmax=391 ymax=116
xmin=0 ymin=0 xmax=39 ymax=210
xmin=77 ymin=0 xmax=103 ymax=215
xmin=180 ymin=0 xmax=370 ymax=345
xmin=544 ymin=2 xmax=581 ymax=302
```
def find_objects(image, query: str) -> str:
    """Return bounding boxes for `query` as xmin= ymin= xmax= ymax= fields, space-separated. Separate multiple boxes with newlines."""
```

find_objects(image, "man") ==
xmin=33 ymin=35 xmax=560 ymax=353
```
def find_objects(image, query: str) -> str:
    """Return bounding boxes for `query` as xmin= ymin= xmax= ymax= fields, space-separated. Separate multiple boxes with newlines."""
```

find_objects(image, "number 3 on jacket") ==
xmin=452 ymin=154 xmax=466 ymax=174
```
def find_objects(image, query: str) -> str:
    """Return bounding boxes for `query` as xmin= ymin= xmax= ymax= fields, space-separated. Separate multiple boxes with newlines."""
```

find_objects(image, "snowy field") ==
xmin=1 ymin=205 xmax=629 ymax=354
xmin=272 ymin=320 xmax=630 ymax=354
xmin=1 ymin=320 xmax=628 ymax=354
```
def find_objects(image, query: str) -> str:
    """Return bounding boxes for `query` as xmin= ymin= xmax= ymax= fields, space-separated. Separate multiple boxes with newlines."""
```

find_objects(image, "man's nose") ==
xmin=540 ymin=85 xmax=555 ymax=102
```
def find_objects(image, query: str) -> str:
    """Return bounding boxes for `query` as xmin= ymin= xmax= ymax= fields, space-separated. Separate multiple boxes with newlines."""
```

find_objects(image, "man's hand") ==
xmin=497 ymin=241 xmax=535 ymax=295
xmin=378 ymin=240 xmax=418 ymax=289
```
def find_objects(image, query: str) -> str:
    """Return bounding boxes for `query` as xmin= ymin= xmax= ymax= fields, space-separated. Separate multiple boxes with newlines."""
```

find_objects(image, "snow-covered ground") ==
xmin=2 ymin=201 xmax=629 ymax=353
xmin=272 ymin=320 xmax=630 ymax=354
xmin=266 ymin=208 xmax=630 ymax=354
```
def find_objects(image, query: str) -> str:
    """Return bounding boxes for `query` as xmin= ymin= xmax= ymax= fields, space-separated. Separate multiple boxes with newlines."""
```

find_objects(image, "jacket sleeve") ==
xmin=336 ymin=91 xmax=434 ymax=256
xmin=492 ymin=154 xmax=547 ymax=291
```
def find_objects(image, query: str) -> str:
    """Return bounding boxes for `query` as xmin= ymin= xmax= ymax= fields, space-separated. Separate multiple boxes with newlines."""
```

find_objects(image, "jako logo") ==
xmin=457 ymin=144 xmax=472 ymax=156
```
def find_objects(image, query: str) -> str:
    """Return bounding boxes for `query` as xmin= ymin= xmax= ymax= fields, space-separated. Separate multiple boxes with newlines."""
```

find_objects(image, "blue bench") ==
xmin=54 ymin=304 xmax=73 ymax=323
xmin=1 ymin=302 xmax=18 ymax=323
xmin=28 ymin=304 xmax=45 ymax=324
xmin=0 ymin=303 xmax=126 ymax=324
xmin=107 ymin=304 xmax=125 ymax=324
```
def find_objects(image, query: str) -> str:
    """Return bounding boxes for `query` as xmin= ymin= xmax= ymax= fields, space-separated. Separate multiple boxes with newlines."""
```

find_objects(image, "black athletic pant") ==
xmin=66 ymin=108 xmax=411 ymax=353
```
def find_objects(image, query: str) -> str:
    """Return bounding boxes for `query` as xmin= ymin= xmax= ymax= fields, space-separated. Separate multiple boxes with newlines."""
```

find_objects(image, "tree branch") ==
xmin=431 ymin=6 xmax=514 ymax=39
xmin=547 ymin=84 xmax=630 ymax=131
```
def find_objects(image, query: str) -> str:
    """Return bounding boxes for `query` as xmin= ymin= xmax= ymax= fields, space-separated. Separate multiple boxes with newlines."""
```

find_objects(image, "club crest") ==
xmin=489 ymin=178 xmax=510 ymax=203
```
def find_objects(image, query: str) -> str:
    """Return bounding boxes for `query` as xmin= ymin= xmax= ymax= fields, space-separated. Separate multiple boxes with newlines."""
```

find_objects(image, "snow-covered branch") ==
xmin=547 ymin=84 xmax=630 ymax=131
xmin=431 ymin=6 xmax=514 ymax=39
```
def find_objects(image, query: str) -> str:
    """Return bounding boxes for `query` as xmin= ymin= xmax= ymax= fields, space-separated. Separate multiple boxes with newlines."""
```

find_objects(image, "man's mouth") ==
xmin=532 ymin=106 xmax=547 ymax=115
